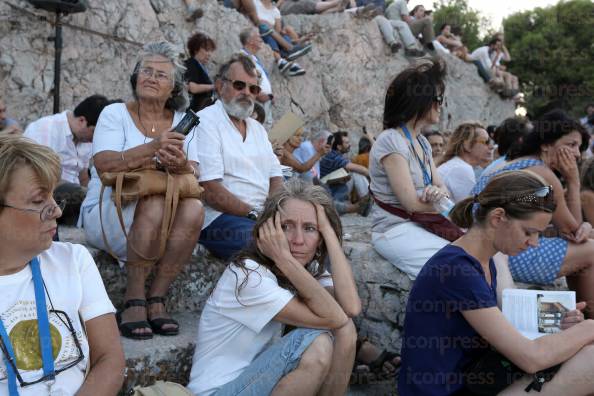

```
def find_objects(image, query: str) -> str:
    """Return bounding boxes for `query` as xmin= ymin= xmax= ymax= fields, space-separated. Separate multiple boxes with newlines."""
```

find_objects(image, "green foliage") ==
xmin=431 ymin=0 xmax=490 ymax=51
xmin=503 ymin=0 xmax=594 ymax=117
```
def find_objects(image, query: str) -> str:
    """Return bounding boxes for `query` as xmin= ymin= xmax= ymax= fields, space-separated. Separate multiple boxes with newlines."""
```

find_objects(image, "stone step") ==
xmin=58 ymin=226 xmax=227 ymax=313
xmin=121 ymin=312 xmax=198 ymax=392
xmin=120 ymin=312 xmax=397 ymax=395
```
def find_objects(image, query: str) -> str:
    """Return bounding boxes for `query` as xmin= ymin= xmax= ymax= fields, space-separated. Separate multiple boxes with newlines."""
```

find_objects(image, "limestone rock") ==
xmin=2 ymin=0 xmax=514 ymax=136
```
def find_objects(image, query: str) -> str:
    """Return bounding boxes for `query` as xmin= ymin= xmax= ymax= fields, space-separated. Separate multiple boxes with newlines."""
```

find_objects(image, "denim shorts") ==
xmin=213 ymin=328 xmax=330 ymax=396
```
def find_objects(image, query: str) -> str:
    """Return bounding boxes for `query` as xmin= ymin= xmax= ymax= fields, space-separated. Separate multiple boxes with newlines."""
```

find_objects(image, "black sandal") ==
xmin=117 ymin=299 xmax=153 ymax=340
xmin=351 ymin=338 xmax=401 ymax=385
xmin=147 ymin=296 xmax=179 ymax=336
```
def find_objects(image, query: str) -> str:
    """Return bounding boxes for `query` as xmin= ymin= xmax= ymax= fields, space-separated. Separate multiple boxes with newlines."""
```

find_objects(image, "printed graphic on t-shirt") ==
xmin=0 ymin=300 xmax=84 ymax=381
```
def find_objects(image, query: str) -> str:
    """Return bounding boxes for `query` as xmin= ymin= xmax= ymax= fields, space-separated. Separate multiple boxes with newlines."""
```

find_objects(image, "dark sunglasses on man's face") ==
xmin=223 ymin=78 xmax=261 ymax=96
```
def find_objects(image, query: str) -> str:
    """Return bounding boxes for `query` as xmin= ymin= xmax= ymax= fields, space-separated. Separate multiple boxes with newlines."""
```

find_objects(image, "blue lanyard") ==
xmin=401 ymin=124 xmax=432 ymax=186
xmin=0 ymin=258 xmax=55 ymax=395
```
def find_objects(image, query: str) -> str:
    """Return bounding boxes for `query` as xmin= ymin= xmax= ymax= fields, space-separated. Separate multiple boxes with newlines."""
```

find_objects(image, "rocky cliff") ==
xmin=1 ymin=0 xmax=514 ymax=134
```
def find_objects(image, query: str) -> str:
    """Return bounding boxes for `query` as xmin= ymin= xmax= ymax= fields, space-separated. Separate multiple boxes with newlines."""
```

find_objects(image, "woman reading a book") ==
xmin=399 ymin=170 xmax=594 ymax=396
xmin=471 ymin=110 xmax=594 ymax=318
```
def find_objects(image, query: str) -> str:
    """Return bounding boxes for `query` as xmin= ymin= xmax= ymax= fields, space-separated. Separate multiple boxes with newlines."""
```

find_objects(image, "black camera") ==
xmin=174 ymin=109 xmax=200 ymax=136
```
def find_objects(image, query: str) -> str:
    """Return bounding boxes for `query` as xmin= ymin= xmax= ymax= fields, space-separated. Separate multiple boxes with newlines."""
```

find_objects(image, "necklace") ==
xmin=136 ymin=103 xmax=156 ymax=137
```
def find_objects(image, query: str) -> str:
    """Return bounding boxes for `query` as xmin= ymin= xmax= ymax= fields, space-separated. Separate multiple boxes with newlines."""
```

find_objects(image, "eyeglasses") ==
xmin=512 ymin=185 xmax=553 ymax=204
xmin=138 ymin=67 xmax=172 ymax=83
xmin=434 ymin=94 xmax=444 ymax=106
xmin=222 ymin=78 xmax=262 ymax=95
xmin=475 ymin=137 xmax=495 ymax=146
xmin=0 ymin=309 xmax=84 ymax=387
xmin=0 ymin=199 xmax=66 ymax=222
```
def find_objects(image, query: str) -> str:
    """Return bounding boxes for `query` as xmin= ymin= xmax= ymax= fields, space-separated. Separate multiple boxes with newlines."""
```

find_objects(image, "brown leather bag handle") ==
xmin=99 ymin=170 xmax=179 ymax=263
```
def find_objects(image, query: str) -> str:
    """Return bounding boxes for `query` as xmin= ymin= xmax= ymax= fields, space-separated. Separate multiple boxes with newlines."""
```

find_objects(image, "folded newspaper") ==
xmin=502 ymin=289 xmax=576 ymax=340
xmin=320 ymin=168 xmax=350 ymax=185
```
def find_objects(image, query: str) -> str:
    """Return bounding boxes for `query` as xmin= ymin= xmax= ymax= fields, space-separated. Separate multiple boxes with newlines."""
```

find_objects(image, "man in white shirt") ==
xmin=190 ymin=54 xmax=283 ymax=260
xmin=293 ymin=129 xmax=331 ymax=182
xmin=24 ymin=94 xmax=109 ymax=224
xmin=469 ymin=38 xmax=505 ymax=91
xmin=239 ymin=27 xmax=275 ymax=130
xmin=375 ymin=0 xmax=431 ymax=57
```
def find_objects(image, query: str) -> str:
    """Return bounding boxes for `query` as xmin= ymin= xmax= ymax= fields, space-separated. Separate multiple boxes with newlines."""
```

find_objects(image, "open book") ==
xmin=502 ymin=289 xmax=576 ymax=340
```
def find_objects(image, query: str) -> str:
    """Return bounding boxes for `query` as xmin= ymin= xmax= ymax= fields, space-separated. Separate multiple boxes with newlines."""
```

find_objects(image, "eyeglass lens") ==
xmin=228 ymin=79 xmax=261 ymax=95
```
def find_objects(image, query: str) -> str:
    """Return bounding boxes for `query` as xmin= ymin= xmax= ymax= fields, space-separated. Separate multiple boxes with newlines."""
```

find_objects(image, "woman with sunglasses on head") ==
xmin=187 ymin=179 xmax=360 ymax=396
xmin=471 ymin=109 xmax=594 ymax=318
xmin=399 ymin=170 xmax=594 ymax=396
xmin=369 ymin=59 xmax=452 ymax=278
xmin=79 ymin=41 xmax=205 ymax=339
xmin=437 ymin=122 xmax=494 ymax=203
xmin=0 ymin=136 xmax=125 ymax=395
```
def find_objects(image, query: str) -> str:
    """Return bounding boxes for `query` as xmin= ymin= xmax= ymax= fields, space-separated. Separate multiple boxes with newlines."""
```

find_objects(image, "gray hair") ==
xmin=239 ymin=27 xmax=257 ymax=46
xmin=216 ymin=53 xmax=260 ymax=85
xmin=132 ymin=41 xmax=188 ymax=111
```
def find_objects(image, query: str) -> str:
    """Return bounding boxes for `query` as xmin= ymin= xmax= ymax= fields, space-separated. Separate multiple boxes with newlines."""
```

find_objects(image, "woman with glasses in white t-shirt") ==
xmin=0 ymin=136 xmax=124 ymax=396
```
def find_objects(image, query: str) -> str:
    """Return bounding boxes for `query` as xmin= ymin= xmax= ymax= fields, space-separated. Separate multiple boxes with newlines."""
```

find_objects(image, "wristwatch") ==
xmin=246 ymin=208 xmax=259 ymax=221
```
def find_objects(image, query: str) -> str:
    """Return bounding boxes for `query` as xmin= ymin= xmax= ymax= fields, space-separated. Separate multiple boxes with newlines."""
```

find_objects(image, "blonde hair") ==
xmin=438 ymin=121 xmax=485 ymax=166
xmin=0 ymin=136 xmax=61 ymax=205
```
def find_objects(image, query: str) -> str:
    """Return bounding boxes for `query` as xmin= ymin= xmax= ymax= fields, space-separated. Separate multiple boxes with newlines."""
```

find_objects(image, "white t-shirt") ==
xmin=0 ymin=242 xmax=115 ymax=396
xmin=293 ymin=140 xmax=319 ymax=181
xmin=79 ymin=103 xmax=198 ymax=212
xmin=469 ymin=46 xmax=494 ymax=71
xmin=385 ymin=0 xmax=409 ymax=21
xmin=189 ymin=100 xmax=282 ymax=228
xmin=253 ymin=0 xmax=281 ymax=26
xmin=24 ymin=111 xmax=92 ymax=185
xmin=187 ymin=259 xmax=333 ymax=396
xmin=437 ymin=156 xmax=476 ymax=203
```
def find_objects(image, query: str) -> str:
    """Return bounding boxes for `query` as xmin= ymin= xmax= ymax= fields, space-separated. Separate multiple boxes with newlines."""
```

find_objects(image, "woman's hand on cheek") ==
xmin=257 ymin=212 xmax=292 ymax=264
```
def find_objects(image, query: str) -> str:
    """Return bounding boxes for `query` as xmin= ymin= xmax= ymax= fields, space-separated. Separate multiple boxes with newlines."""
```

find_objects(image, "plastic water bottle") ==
xmin=434 ymin=196 xmax=455 ymax=217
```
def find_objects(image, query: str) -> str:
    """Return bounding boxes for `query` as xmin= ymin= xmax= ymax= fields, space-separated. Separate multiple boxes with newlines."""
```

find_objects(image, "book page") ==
xmin=502 ymin=289 xmax=575 ymax=339
xmin=268 ymin=112 xmax=304 ymax=144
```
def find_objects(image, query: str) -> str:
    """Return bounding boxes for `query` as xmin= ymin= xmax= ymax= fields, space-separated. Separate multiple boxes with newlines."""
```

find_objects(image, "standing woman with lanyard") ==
xmin=369 ymin=60 xmax=452 ymax=278
xmin=0 ymin=136 xmax=124 ymax=395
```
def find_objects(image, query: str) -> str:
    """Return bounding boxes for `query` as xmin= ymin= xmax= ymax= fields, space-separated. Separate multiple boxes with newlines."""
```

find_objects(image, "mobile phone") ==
xmin=174 ymin=109 xmax=200 ymax=135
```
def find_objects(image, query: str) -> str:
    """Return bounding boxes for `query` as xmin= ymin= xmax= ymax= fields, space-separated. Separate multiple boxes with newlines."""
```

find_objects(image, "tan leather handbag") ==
xmin=128 ymin=380 xmax=193 ymax=396
xmin=99 ymin=167 xmax=203 ymax=262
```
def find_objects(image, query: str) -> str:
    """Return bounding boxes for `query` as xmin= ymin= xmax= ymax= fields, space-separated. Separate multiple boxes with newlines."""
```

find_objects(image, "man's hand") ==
xmin=560 ymin=302 xmax=586 ymax=330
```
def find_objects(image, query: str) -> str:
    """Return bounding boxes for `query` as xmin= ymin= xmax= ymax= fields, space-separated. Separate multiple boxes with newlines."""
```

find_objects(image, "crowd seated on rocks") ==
xmin=437 ymin=122 xmax=493 ymax=203
xmin=5 ymin=0 xmax=594 ymax=392
xmin=24 ymin=94 xmax=110 ymax=226
xmin=436 ymin=23 xmax=471 ymax=61
xmin=320 ymin=131 xmax=372 ymax=216
xmin=400 ymin=170 xmax=594 ymax=395
xmin=472 ymin=110 xmax=594 ymax=317
xmin=293 ymin=129 xmax=332 ymax=183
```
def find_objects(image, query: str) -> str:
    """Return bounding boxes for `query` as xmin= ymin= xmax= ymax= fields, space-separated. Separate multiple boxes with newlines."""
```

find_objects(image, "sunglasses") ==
xmin=222 ymin=78 xmax=261 ymax=95
xmin=434 ymin=94 xmax=444 ymax=106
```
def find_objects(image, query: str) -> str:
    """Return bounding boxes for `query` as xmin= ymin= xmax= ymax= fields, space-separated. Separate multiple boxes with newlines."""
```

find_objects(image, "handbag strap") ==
xmin=99 ymin=171 xmax=181 ymax=263
xmin=368 ymin=188 xmax=412 ymax=219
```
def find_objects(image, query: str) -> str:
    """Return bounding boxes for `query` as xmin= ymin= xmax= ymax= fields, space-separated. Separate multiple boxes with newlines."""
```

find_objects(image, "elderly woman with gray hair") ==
xmin=79 ymin=41 xmax=205 ymax=340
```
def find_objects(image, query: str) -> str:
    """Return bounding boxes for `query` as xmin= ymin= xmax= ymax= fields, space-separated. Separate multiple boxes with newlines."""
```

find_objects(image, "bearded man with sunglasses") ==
xmin=189 ymin=54 xmax=283 ymax=260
